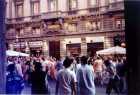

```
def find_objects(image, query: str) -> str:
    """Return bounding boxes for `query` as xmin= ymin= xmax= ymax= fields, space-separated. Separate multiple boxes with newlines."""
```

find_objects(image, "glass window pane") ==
xmin=33 ymin=2 xmax=39 ymax=15
xmin=17 ymin=5 xmax=23 ymax=17
xmin=49 ymin=0 xmax=57 ymax=11
xmin=69 ymin=0 xmax=77 ymax=10
xmin=90 ymin=0 xmax=96 ymax=6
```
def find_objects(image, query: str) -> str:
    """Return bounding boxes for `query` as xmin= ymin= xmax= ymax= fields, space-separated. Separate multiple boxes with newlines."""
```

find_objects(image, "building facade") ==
xmin=5 ymin=0 xmax=125 ymax=59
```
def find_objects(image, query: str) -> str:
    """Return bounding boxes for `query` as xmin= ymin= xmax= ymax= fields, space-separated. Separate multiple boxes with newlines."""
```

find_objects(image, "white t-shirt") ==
xmin=56 ymin=68 xmax=77 ymax=95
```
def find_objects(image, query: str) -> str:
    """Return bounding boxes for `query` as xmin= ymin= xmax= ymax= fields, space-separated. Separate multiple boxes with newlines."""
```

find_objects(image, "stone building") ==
xmin=5 ymin=0 xmax=125 ymax=59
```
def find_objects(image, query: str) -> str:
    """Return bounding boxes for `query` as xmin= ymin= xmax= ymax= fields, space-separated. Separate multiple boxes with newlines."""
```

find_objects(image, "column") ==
xmin=0 ymin=0 xmax=6 ymax=93
xmin=24 ymin=0 xmax=31 ymax=16
xmin=11 ymin=0 xmax=15 ymax=18
xmin=43 ymin=40 xmax=49 ymax=57
xmin=40 ymin=0 xmax=47 ymax=13
xmin=81 ymin=37 xmax=87 ymax=56
xmin=25 ymin=42 xmax=30 ymax=54
xmin=9 ymin=43 xmax=14 ymax=50
xmin=60 ymin=39 xmax=66 ymax=58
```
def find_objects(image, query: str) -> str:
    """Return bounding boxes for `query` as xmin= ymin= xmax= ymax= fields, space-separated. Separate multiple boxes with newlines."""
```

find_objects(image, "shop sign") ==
xmin=13 ymin=42 xmax=25 ymax=47
xmin=29 ymin=41 xmax=43 ymax=47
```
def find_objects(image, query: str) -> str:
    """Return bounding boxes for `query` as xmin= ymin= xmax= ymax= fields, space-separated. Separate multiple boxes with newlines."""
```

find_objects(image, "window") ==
xmin=116 ymin=20 xmax=121 ymax=29
xmin=32 ymin=28 xmax=40 ymax=35
xmin=85 ymin=21 xmax=100 ymax=31
xmin=115 ymin=19 xmax=125 ymax=29
xmin=88 ymin=0 xmax=96 ymax=7
xmin=69 ymin=0 xmax=77 ymax=10
xmin=16 ymin=4 xmax=23 ymax=17
xmin=66 ymin=23 xmax=77 ymax=32
xmin=31 ymin=1 xmax=40 ymax=15
xmin=48 ymin=0 xmax=57 ymax=11
xmin=96 ymin=21 xmax=101 ymax=30
xmin=19 ymin=29 xmax=24 ymax=35
xmin=109 ymin=0 xmax=116 ymax=3
xmin=122 ymin=19 xmax=125 ymax=28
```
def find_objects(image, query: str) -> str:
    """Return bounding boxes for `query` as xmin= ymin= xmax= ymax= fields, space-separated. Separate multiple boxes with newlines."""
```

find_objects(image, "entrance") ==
xmin=87 ymin=42 xmax=104 ymax=57
xmin=49 ymin=41 xmax=60 ymax=60
xmin=30 ymin=47 xmax=42 ymax=57
xmin=66 ymin=44 xmax=81 ymax=57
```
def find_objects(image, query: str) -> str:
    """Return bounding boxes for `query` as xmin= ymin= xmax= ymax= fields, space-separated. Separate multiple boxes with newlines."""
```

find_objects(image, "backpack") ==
xmin=6 ymin=73 xmax=24 ymax=94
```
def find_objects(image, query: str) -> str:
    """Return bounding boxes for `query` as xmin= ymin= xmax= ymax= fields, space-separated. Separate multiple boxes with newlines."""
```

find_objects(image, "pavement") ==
xmin=21 ymin=85 xmax=127 ymax=95
xmin=22 ymin=76 xmax=127 ymax=95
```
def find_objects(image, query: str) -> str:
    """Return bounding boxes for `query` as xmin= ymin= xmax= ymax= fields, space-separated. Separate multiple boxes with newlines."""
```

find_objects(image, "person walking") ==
xmin=55 ymin=57 xmax=77 ymax=95
xmin=77 ymin=56 xmax=96 ymax=95
xmin=93 ymin=56 xmax=105 ymax=86
xmin=31 ymin=62 xmax=48 ymax=94
xmin=6 ymin=64 xmax=24 ymax=94
xmin=106 ymin=58 xmax=120 ymax=95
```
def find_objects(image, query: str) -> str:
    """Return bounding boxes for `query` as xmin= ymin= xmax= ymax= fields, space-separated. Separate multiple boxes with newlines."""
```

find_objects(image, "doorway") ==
xmin=87 ymin=42 xmax=104 ymax=57
xmin=49 ymin=41 xmax=60 ymax=60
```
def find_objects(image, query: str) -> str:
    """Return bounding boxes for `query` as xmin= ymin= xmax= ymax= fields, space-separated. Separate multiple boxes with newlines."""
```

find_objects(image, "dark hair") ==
xmin=87 ymin=57 xmax=93 ymax=65
xmin=81 ymin=56 xmax=88 ymax=64
xmin=7 ymin=64 xmax=15 ymax=72
xmin=63 ymin=57 xmax=73 ymax=68
xmin=34 ymin=62 xmax=42 ymax=71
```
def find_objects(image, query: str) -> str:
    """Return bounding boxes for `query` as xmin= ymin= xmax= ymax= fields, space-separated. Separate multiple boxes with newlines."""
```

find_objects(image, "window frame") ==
xmin=48 ymin=0 xmax=58 ymax=12
xmin=31 ymin=0 xmax=40 ymax=16
xmin=15 ymin=3 xmax=24 ymax=18
xmin=87 ymin=0 xmax=97 ymax=8
xmin=68 ymin=0 xmax=78 ymax=11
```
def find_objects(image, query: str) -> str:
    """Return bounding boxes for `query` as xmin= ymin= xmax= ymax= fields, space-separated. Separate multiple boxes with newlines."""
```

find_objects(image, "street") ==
xmin=22 ymin=85 xmax=127 ymax=95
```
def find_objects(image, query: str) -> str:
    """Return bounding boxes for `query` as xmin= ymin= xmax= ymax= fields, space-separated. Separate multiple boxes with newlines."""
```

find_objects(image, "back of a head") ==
xmin=7 ymin=64 xmax=15 ymax=72
xmin=63 ymin=57 xmax=73 ymax=68
xmin=34 ymin=62 xmax=42 ymax=71
xmin=81 ymin=56 xmax=88 ymax=65
xmin=87 ymin=57 xmax=93 ymax=65
xmin=97 ymin=56 xmax=101 ymax=60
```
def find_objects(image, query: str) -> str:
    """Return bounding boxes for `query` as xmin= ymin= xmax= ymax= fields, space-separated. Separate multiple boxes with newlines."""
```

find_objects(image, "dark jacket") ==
xmin=31 ymin=70 xmax=47 ymax=94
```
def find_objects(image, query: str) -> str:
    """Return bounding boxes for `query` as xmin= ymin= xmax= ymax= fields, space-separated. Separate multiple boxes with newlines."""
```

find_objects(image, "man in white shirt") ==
xmin=55 ymin=57 xmax=77 ymax=95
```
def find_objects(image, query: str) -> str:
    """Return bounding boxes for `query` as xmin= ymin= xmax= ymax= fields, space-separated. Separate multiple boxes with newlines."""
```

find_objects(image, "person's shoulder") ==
xmin=57 ymin=69 xmax=64 ymax=74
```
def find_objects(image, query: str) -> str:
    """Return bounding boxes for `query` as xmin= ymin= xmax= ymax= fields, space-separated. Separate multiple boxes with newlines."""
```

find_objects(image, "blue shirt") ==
xmin=77 ymin=64 xmax=95 ymax=95
xmin=6 ymin=72 xmax=24 ymax=94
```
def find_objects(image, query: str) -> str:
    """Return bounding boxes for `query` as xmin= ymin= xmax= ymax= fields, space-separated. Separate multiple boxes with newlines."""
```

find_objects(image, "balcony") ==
xmin=108 ymin=1 xmax=124 ymax=13
xmin=6 ymin=33 xmax=16 ymax=39
xmin=6 ymin=15 xmax=41 ymax=24
xmin=41 ymin=11 xmax=64 ymax=20
xmin=87 ymin=1 xmax=124 ymax=15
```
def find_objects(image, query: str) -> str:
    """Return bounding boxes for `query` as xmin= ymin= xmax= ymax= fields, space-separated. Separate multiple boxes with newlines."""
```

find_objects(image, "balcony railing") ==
xmin=6 ymin=15 xmax=41 ymax=24
xmin=41 ymin=11 xmax=63 ymax=19
xmin=6 ymin=1 xmax=124 ymax=24
xmin=6 ymin=33 xmax=16 ymax=39
xmin=108 ymin=1 xmax=124 ymax=12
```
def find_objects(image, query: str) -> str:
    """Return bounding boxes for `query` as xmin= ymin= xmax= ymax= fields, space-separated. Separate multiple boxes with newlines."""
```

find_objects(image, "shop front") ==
xmin=13 ymin=42 xmax=26 ymax=53
xmin=87 ymin=42 xmax=104 ymax=57
xmin=86 ymin=36 xmax=104 ymax=57
xmin=49 ymin=41 xmax=60 ymax=60
xmin=66 ymin=43 xmax=81 ymax=57
xmin=29 ymin=41 xmax=43 ymax=57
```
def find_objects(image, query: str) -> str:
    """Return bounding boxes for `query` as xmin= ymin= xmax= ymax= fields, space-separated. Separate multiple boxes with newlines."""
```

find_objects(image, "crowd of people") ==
xmin=6 ymin=55 xmax=127 ymax=95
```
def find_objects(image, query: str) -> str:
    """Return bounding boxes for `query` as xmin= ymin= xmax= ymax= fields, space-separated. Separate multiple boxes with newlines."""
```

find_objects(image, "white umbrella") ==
xmin=19 ymin=52 xmax=30 ymax=57
xmin=6 ymin=50 xmax=29 ymax=56
xmin=96 ymin=46 xmax=126 ymax=55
